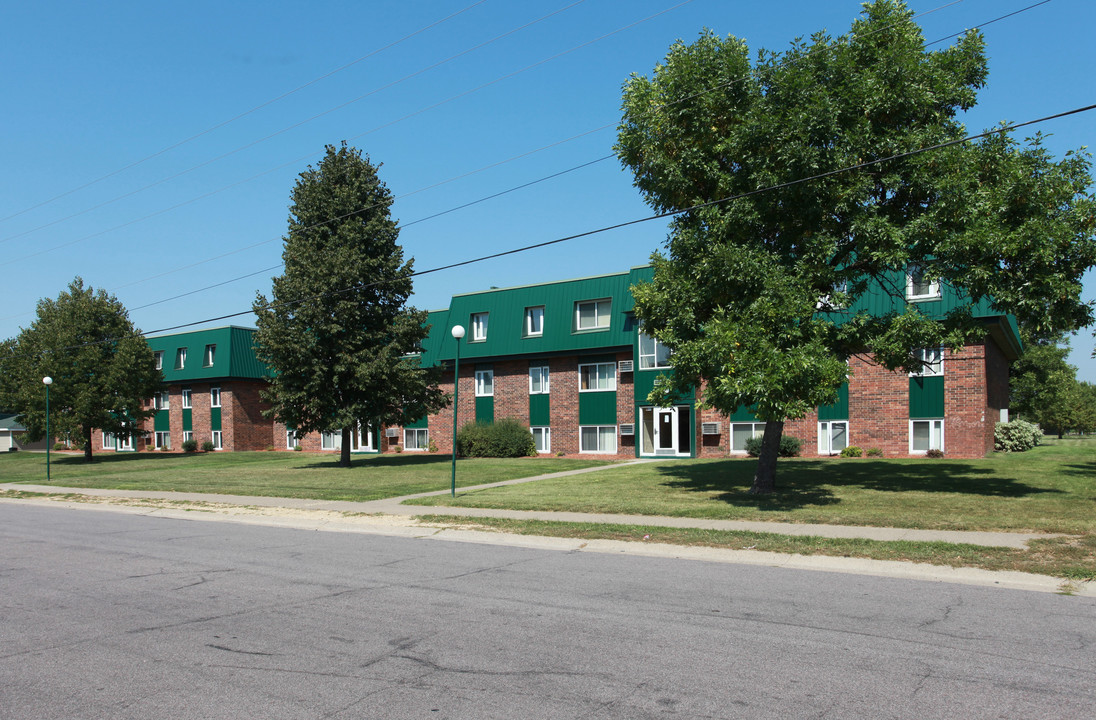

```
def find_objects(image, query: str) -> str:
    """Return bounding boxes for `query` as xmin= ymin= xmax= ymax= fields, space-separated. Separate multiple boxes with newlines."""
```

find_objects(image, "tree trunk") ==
xmin=83 ymin=427 xmax=94 ymax=462
xmin=339 ymin=427 xmax=352 ymax=468
xmin=748 ymin=420 xmax=784 ymax=495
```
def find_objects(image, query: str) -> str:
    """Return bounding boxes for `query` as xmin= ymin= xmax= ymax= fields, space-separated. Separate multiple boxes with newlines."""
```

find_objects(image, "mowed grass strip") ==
xmin=0 ymin=451 xmax=610 ymax=502
xmin=416 ymin=515 xmax=1096 ymax=581
xmin=406 ymin=438 xmax=1096 ymax=534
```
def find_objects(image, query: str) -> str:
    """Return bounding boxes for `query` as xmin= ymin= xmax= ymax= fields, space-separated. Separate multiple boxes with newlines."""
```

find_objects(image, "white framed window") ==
xmin=579 ymin=362 xmax=616 ymax=392
xmin=910 ymin=348 xmax=943 ymax=377
xmin=818 ymin=421 xmax=849 ymax=455
xmin=153 ymin=391 xmax=169 ymax=410
xmin=906 ymin=264 xmax=940 ymax=300
xmin=531 ymin=426 xmax=551 ymax=453
xmin=404 ymin=428 xmax=429 ymax=450
xmin=204 ymin=344 xmax=216 ymax=367
xmin=183 ymin=431 xmax=193 ymax=444
xmin=286 ymin=430 xmax=298 ymax=450
xmin=575 ymin=299 xmax=611 ymax=331
xmin=321 ymin=431 xmax=341 ymax=450
xmin=471 ymin=312 xmax=488 ymax=341
xmin=102 ymin=432 xmax=115 ymax=449
xmin=153 ymin=351 xmax=163 ymax=370
xmin=210 ymin=386 xmax=221 ymax=408
xmin=580 ymin=425 xmax=617 ymax=454
xmin=638 ymin=332 xmax=672 ymax=369
xmin=525 ymin=306 xmax=544 ymax=336
xmin=117 ymin=433 xmax=133 ymax=451
xmin=154 ymin=431 xmax=171 ymax=450
xmin=475 ymin=369 xmax=494 ymax=397
xmin=529 ymin=365 xmax=549 ymax=394
xmin=730 ymin=422 xmax=766 ymax=454
xmin=211 ymin=431 xmax=223 ymax=450
xmin=910 ymin=419 xmax=944 ymax=454
xmin=175 ymin=347 xmax=187 ymax=369
xmin=181 ymin=388 xmax=192 ymax=408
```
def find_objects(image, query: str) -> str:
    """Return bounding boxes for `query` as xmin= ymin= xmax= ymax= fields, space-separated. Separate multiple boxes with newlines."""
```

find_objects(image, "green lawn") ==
xmin=0 ymin=450 xmax=610 ymax=502
xmin=406 ymin=438 xmax=1096 ymax=534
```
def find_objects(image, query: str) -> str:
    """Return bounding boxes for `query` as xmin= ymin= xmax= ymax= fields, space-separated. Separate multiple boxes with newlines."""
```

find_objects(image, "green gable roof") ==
xmin=146 ymin=326 xmax=267 ymax=382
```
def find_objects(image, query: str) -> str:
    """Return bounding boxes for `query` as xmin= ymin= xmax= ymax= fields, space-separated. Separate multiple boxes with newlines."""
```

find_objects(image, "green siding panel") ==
xmin=405 ymin=415 xmax=428 ymax=429
xmin=182 ymin=408 xmax=192 ymax=432
xmin=909 ymin=376 xmax=945 ymax=418
xmin=579 ymin=391 xmax=617 ymax=425
xmin=210 ymin=407 xmax=222 ymax=431
xmin=529 ymin=393 xmax=550 ymax=426
xmin=154 ymin=410 xmax=170 ymax=432
xmin=148 ymin=326 xmax=266 ymax=383
xmin=475 ymin=396 xmax=494 ymax=424
xmin=817 ymin=384 xmax=849 ymax=421
xmin=730 ymin=405 xmax=758 ymax=422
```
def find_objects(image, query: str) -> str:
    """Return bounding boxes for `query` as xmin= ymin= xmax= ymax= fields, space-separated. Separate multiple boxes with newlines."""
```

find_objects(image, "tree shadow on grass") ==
xmin=657 ymin=458 xmax=1061 ymax=511
xmin=290 ymin=453 xmax=454 ymax=470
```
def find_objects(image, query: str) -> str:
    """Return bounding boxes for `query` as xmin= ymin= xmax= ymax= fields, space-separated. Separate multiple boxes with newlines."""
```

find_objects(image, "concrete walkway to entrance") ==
xmin=1 ymin=460 xmax=1058 ymax=550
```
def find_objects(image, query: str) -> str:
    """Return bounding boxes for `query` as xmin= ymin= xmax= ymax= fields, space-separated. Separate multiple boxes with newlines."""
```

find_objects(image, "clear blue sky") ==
xmin=2 ymin=0 xmax=1094 ymax=379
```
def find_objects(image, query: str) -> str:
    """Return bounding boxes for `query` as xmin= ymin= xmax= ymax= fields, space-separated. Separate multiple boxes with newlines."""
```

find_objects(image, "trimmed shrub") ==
xmin=293 ymin=444 xmax=303 ymax=452
xmin=994 ymin=419 xmax=1042 ymax=453
xmin=201 ymin=440 xmax=215 ymax=452
xmin=182 ymin=439 xmax=198 ymax=453
xmin=866 ymin=447 xmax=883 ymax=457
xmin=744 ymin=434 xmax=802 ymax=458
xmin=457 ymin=418 xmax=537 ymax=458
xmin=840 ymin=445 xmax=863 ymax=458
xmin=925 ymin=448 xmax=944 ymax=458
xmin=52 ymin=442 xmax=67 ymax=451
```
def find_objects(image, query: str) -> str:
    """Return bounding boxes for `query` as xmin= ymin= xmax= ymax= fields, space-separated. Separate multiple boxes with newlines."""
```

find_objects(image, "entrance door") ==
xmin=349 ymin=422 xmax=374 ymax=452
xmin=640 ymin=406 xmax=690 ymax=457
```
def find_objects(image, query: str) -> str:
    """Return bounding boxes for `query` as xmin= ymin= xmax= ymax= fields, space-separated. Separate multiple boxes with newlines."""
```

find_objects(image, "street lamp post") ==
xmin=450 ymin=325 xmax=465 ymax=497
xmin=42 ymin=376 xmax=52 ymax=482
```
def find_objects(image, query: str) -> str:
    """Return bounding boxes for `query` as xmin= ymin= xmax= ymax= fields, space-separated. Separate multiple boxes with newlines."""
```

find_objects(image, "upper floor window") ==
xmin=524 ymin=306 xmax=544 ymax=337
xmin=153 ymin=351 xmax=163 ymax=370
xmin=181 ymin=388 xmax=192 ymax=409
xmin=175 ymin=347 xmax=187 ymax=369
xmin=906 ymin=264 xmax=940 ymax=301
xmin=475 ymin=369 xmax=494 ymax=397
xmin=471 ymin=312 xmax=488 ymax=341
xmin=204 ymin=344 xmax=216 ymax=367
xmin=529 ymin=365 xmax=549 ymax=394
xmin=638 ymin=332 xmax=672 ymax=369
xmin=579 ymin=362 xmax=616 ymax=392
xmin=910 ymin=348 xmax=943 ymax=377
xmin=210 ymin=386 xmax=222 ymax=408
xmin=575 ymin=299 xmax=611 ymax=331
xmin=153 ymin=391 xmax=169 ymax=410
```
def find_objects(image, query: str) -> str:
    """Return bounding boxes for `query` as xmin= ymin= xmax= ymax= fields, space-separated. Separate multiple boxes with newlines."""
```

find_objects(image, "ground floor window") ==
xmin=103 ymin=432 xmax=133 ymax=451
xmin=580 ymin=425 xmax=616 ymax=454
xmin=211 ymin=431 xmax=223 ymax=450
xmin=531 ymin=426 xmax=551 ymax=453
xmin=154 ymin=431 xmax=171 ymax=450
xmin=321 ymin=431 xmax=340 ymax=450
xmin=910 ymin=419 xmax=943 ymax=453
xmin=730 ymin=422 xmax=766 ymax=453
xmin=286 ymin=430 xmax=298 ymax=449
xmin=183 ymin=431 xmax=193 ymax=444
xmin=404 ymin=428 xmax=429 ymax=450
xmin=321 ymin=424 xmax=375 ymax=451
xmin=102 ymin=432 xmax=114 ymax=450
xmin=818 ymin=421 xmax=848 ymax=455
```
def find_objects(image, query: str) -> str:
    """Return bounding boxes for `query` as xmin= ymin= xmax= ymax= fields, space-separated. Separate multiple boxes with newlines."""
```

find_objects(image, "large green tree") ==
xmin=616 ymin=0 xmax=1096 ymax=492
xmin=1010 ymin=333 xmax=1077 ymax=437
xmin=0 ymin=278 xmax=162 ymax=461
xmin=253 ymin=143 xmax=446 ymax=467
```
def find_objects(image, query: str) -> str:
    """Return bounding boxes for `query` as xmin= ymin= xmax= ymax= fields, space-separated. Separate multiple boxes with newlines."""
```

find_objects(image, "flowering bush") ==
xmin=994 ymin=419 xmax=1042 ymax=453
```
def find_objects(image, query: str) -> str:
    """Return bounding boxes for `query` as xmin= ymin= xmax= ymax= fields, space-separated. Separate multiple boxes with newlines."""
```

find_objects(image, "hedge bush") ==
xmin=840 ymin=445 xmax=863 ymax=458
xmin=181 ymin=439 xmax=198 ymax=453
xmin=994 ymin=419 xmax=1042 ymax=453
xmin=744 ymin=434 xmax=802 ymax=458
xmin=457 ymin=418 xmax=536 ymax=458
xmin=865 ymin=447 xmax=883 ymax=457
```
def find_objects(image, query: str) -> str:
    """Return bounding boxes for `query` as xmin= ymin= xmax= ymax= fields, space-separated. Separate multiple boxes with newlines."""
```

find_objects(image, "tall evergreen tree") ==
xmin=616 ymin=0 xmax=1096 ymax=492
xmin=0 ymin=278 xmax=162 ymax=461
xmin=253 ymin=143 xmax=446 ymax=467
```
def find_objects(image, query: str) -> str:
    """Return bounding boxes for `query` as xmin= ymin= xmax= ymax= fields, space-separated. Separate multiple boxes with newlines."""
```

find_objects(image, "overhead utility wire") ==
xmin=0 ymin=0 xmax=489 ymax=226
xmin=0 ymin=0 xmax=590 ymax=247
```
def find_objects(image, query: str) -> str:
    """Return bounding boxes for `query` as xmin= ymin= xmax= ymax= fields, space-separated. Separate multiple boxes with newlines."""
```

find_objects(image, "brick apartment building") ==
xmin=117 ymin=265 xmax=1019 ymax=459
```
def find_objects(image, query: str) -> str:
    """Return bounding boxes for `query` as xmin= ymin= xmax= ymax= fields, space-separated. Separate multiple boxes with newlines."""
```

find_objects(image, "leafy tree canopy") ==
xmin=0 ymin=278 xmax=161 ymax=461
xmin=253 ymin=143 xmax=447 ymax=467
xmin=616 ymin=0 xmax=1096 ymax=492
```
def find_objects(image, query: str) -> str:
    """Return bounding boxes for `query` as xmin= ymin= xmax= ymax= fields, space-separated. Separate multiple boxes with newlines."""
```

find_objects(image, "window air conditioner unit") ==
xmin=385 ymin=428 xmax=399 ymax=438
xmin=701 ymin=422 xmax=721 ymax=435
xmin=618 ymin=360 xmax=634 ymax=373
xmin=619 ymin=424 xmax=635 ymax=436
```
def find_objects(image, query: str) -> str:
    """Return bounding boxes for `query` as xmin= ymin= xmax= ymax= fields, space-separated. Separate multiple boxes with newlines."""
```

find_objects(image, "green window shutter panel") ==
xmin=817 ymin=383 xmax=849 ymax=421
xmin=730 ymin=405 xmax=759 ymax=422
xmin=182 ymin=408 xmax=192 ymax=432
xmin=909 ymin=376 xmax=945 ymax=418
xmin=529 ymin=393 xmax=550 ymax=426
xmin=579 ymin=391 xmax=617 ymax=425
xmin=210 ymin=407 xmax=222 ymax=431
xmin=475 ymin=396 xmax=494 ymax=424
xmin=154 ymin=410 xmax=170 ymax=432
xmin=405 ymin=415 xmax=428 ymax=429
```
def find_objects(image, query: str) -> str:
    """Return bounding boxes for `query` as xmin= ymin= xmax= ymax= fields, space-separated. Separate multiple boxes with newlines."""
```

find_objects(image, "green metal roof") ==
xmin=146 ymin=326 xmax=267 ymax=382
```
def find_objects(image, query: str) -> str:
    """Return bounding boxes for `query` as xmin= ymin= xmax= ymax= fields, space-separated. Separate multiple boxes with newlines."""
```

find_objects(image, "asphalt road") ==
xmin=2 ymin=503 xmax=1093 ymax=719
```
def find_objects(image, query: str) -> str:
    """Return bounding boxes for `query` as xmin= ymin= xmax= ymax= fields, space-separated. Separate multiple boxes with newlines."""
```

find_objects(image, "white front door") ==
xmin=640 ymin=406 xmax=690 ymax=457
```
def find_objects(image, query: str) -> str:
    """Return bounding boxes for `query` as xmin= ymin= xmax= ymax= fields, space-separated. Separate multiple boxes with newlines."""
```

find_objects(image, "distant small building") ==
xmin=0 ymin=413 xmax=48 ymax=452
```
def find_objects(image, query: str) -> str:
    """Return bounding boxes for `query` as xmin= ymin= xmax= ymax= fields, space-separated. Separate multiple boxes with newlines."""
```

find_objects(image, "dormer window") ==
xmin=906 ymin=265 xmax=940 ymax=300
xmin=175 ymin=347 xmax=187 ymax=369
xmin=524 ymin=306 xmax=544 ymax=337
xmin=471 ymin=312 xmax=488 ymax=342
xmin=204 ymin=344 xmax=216 ymax=367
xmin=153 ymin=351 xmax=163 ymax=370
